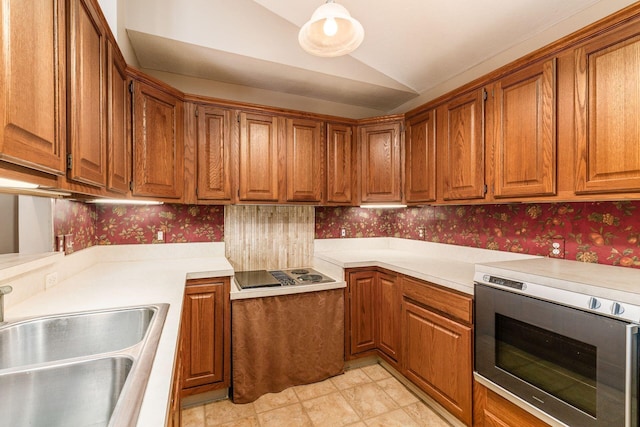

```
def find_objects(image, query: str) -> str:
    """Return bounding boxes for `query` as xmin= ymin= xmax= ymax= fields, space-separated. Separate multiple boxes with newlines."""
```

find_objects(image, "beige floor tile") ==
xmin=340 ymin=382 xmax=398 ymax=419
xmin=364 ymin=408 xmax=421 ymax=427
xmin=294 ymin=378 xmax=339 ymax=401
xmin=253 ymin=388 xmax=300 ymax=413
xmin=217 ymin=416 xmax=260 ymax=427
xmin=361 ymin=364 xmax=392 ymax=381
xmin=181 ymin=405 xmax=205 ymax=427
xmin=301 ymin=392 xmax=360 ymax=427
xmin=404 ymin=401 xmax=452 ymax=427
xmin=377 ymin=377 xmax=419 ymax=406
xmin=203 ymin=399 xmax=256 ymax=426
xmin=257 ymin=403 xmax=313 ymax=427
xmin=331 ymin=368 xmax=372 ymax=390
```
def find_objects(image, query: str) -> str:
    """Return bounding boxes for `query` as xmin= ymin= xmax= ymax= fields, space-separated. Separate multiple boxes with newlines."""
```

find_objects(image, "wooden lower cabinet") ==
xmin=376 ymin=271 xmax=400 ymax=363
xmin=168 ymin=330 xmax=183 ymax=427
xmin=473 ymin=381 xmax=550 ymax=427
xmin=346 ymin=269 xmax=473 ymax=425
xmin=347 ymin=270 xmax=377 ymax=357
xmin=403 ymin=299 xmax=472 ymax=426
xmin=180 ymin=277 xmax=230 ymax=396
xmin=346 ymin=268 xmax=401 ymax=365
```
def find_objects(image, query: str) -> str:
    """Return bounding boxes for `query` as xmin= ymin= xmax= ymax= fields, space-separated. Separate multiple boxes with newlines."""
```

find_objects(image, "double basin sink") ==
xmin=0 ymin=303 xmax=169 ymax=427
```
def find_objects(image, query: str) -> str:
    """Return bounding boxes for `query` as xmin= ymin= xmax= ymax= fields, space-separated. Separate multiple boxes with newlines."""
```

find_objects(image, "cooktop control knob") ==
xmin=611 ymin=302 xmax=625 ymax=316
xmin=588 ymin=297 xmax=601 ymax=310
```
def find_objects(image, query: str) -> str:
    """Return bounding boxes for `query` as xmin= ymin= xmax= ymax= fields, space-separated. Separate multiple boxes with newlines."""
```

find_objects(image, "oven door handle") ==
xmin=626 ymin=324 xmax=639 ymax=427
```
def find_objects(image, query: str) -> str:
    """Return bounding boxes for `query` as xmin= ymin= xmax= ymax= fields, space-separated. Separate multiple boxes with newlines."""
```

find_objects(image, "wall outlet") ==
xmin=45 ymin=272 xmax=58 ymax=289
xmin=340 ymin=227 xmax=346 ymax=238
xmin=418 ymin=226 xmax=425 ymax=239
xmin=549 ymin=238 xmax=565 ymax=258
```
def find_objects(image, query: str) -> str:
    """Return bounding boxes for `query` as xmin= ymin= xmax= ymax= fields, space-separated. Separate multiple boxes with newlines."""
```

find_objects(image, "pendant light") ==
xmin=298 ymin=0 xmax=364 ymax=57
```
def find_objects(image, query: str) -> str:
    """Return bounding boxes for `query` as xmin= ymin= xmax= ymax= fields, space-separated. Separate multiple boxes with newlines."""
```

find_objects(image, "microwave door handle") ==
xmin=626 ymin=324 xmax=639 ymax=427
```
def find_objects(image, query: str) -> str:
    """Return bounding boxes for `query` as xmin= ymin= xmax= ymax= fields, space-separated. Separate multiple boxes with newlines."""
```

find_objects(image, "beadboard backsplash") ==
xmin=224 ymin=205 xmax=314 ymax=271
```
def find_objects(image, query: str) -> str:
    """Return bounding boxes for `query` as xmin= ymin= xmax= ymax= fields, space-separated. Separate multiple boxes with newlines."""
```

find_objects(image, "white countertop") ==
xmin=314 ymin=238 xmax=538 ymax=295
xmin=476 ymin=257 xmax=640 ymax=306
xmin=4 ymin=244 xmax=233 ymax=427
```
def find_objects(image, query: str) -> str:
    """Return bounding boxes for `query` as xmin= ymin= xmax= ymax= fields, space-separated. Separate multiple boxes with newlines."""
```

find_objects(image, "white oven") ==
xmin=474 ymin=269 xmax=640 ymax=427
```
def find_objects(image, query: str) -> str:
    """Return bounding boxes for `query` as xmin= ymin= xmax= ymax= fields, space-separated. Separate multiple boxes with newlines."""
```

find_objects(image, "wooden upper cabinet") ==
xmin=326 ymin=123 xmax=355 ymax=205
xmin=285 ymin=118 xmax=324 ymax=203
xmin=575 ymin=27 xmax=640 ymax=194
xmin=359 ymin=120 xmax=402 ymax=203
xmin=196 ymin=106 xmax=232 ymax=201
xmin=405 ymin=110 xmax=436 ymax=203
xmin=0 ymin=0 xmax=67 ymax=176
xmin=494 ymin=58 xmax=556 ymax=198
xmin=67 ymin=0 xmax=108 ymax=187
xmin=440 ymin=89 xmax=486 ymax=201
xmin=106 ymin=40 xmax=129 ymax=194
xmin=238 ymin=112 xmax=280 ymax=202
xmin=132 ymin=79 xmax=184 ymax=199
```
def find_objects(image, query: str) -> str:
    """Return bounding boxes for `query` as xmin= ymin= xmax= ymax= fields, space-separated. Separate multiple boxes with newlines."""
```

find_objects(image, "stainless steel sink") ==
xmin=0 ymin=303 xmax=169 ymax=427
xmin=0 ymin=356 xmax=132 ymax=427
xmin=0 ymin=306 xmax=156 ymax=370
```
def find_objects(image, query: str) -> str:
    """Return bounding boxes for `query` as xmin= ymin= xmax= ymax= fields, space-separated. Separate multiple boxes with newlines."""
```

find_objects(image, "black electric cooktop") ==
xmin=234 ymin=268 xmax=335 ymax=290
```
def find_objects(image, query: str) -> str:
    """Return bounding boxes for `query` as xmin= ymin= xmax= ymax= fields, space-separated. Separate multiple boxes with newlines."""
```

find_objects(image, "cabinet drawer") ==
xmin=401 ymin=276 xmax=472 ymax=324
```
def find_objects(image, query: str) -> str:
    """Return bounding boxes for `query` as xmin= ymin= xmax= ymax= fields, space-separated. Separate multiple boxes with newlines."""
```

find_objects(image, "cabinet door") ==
xmin=403 ymin=300 xmax=472 ymax=426
xmin=326 ymin=123 xmax=355 ymax=204
xmin=359 ymin=121 xmax=402 ymax=203
xmin=405 ymin=110 xmax=436 ymax=203
xmin=286 ymin=118 xmax=323 ymax=202
xmin=441 ymin=90 xmax=485 ymax=201
xmin=348 ymin=270 xmax=377 ymax=356
xmin=575 ymin=29 xmax=640 ymax=194
xmin=169 ymin=329 xmax=183 ymax=427
xmin=0 ymin=0 xmax=66 ymax=175
xmin=376 ymin=271 xmax=400 ymax=363
xmin=473 ymin=381 xmax=550 ymax=427
xmin=196 ymin=106 xmax=232 ymax=201
xmin=238 ymin=112 xmax=279 ymax=201
xmin=181 ymin=278 xmax=230 ymax=390
xmin=67 ymin=0 xmax=107 ymax=187
xmin=494 ymin=59 xmax=556 ymax=198
xmin=107 ymin=40 xmax=129 ymax=194
xmin=132 ymin=80 xmax=184 ymax=199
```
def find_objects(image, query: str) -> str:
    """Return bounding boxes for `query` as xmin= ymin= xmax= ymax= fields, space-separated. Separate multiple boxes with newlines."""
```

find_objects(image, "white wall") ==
xmin=97 ymin=0 xmax=140 ymax=67
xmin=389 ymin=0 xmax=639 ymax=114
xmin=18 ymin=196 xmax=53 ymax=254
xmin=0 ymin=194 xmax=18 ymax=254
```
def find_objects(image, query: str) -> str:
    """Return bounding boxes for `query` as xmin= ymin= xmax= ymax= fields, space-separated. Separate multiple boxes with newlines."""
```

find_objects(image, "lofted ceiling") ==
xmin=123 ymin=0 xmax=635 ymax=118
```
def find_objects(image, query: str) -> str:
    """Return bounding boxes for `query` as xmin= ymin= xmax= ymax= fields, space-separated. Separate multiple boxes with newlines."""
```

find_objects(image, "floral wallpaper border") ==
xmin=54 ymin=199 xmax=640 ymax=269
xmin=315 ymin=201 xmax=640 ymax=269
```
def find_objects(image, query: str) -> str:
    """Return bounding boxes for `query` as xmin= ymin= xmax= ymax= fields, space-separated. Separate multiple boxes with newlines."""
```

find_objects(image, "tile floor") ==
xmin=181 ymin=364 xmax=453 ymax=427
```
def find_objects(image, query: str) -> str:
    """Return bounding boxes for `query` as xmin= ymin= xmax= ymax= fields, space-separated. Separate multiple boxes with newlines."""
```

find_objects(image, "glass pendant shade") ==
xmin=298 ymin=1 xmax=364 ymax=57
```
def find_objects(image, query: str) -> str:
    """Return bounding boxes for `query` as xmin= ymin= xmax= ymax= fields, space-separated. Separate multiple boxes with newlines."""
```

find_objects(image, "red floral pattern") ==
xmin=316 ymin=202 xmax=640 ymax=269
xmin=53 ymin=201 xmax=224 ymax=249
xmin=53 ymin=199 xmax=97 ymax=252
xmin=54 ymin=200 xmax=640 ymax=269
xmin=95 ymin=204 xmax=224 ymax=245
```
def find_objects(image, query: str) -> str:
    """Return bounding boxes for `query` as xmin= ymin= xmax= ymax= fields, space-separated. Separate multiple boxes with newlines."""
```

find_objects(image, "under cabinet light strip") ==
xmin=359 ymin=204 xmax=407 ymax=209
xmin=85 ymin=199 xmax=163 ymax=205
